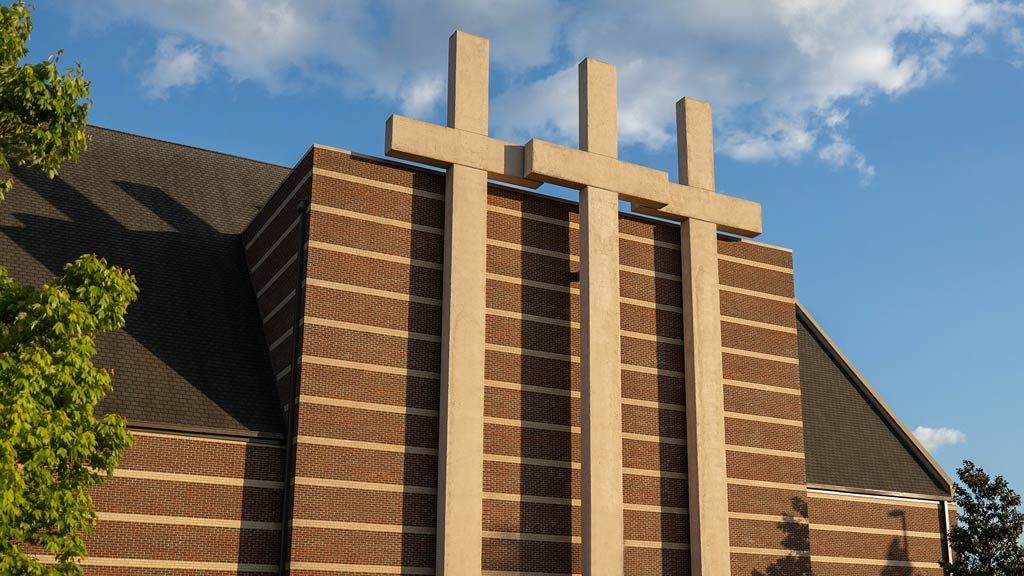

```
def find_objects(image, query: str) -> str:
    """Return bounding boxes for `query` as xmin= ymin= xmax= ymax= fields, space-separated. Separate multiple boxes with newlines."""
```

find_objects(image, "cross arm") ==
xmin=630 ymin=183 xmax=762 ymax=237
xmin=385 ymin=114 xmax=541 ymax=189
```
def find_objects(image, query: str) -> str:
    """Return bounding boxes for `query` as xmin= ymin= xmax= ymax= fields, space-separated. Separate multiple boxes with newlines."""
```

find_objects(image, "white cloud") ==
xmin=913 ymin=426 xmax=967 ymax=452
xmin=143 ymin=36 xmax=209 ymax=99
xmin=66 ymin=0 xmax=1024 ymax=178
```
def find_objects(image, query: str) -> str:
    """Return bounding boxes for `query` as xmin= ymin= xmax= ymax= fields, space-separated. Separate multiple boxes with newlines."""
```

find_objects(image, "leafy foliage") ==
xmin=945 ymin=460 xmax=1024 ymax=576
xmin=0 ymin=256 xmax=137 ymax=575
xmin=0 ymin=0 xmax=90 ymax=201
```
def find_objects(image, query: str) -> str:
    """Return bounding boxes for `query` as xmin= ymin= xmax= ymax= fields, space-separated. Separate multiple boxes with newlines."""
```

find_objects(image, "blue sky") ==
xmin=26 ymin=1 xmax=1024 ymax=490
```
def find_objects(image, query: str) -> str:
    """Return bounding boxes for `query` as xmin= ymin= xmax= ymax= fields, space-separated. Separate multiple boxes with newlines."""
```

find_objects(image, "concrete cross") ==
xmin=524 ymin=63 xmax=761 ymax=576
xmin=384 ymin=31 xmax=540 ymax=576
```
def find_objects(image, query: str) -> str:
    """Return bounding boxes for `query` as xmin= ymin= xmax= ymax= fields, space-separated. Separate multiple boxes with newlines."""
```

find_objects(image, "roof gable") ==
xmin=798 ymin=304 xmax=952 ymax=498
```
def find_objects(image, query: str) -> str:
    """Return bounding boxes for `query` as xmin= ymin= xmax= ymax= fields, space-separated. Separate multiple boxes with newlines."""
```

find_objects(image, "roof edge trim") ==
xmin=796 ymin=300 xmax=953 ymax=495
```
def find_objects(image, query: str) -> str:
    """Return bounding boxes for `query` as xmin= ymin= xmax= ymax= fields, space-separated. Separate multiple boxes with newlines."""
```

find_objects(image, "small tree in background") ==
xmin=0 ymin=2 xmax=136 ymax=574
xmin=0 ymin=0 xmax=89 ymax=201
xmin=945 ymin=460 xmax=1024 ymax=576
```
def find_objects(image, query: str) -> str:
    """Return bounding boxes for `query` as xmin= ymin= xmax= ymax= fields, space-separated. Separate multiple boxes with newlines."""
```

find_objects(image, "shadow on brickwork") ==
xmin=878 ymin=510 xmax=914 ymax=576
xmin=751 ymin=496 xmax=812 ymax=576
xmin=1 ymin=169 xmax=280 ymax=432
xmin=240 ymin=442 xmax=284 ymax=566
xmin=511 ymin=190 xmax=577 ymax=574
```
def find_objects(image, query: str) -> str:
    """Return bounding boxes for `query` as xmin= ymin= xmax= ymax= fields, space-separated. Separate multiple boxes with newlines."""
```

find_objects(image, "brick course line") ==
xmin=96 ymin=512 xmax=281 ymax=530
xmin=308 ymin=241 xmax=443 ymax=270
xmin=263 ymin=289 xmax=296 ymax=323
xmin=245 ymin=171 xmax=311 ymax=250
xmin=730 ymin=547 xmax=810 ymax=558
xmin=722 ymin=347 xmax=799 ymax=365
xmin=290 ymin=519 xmax=435 ymax=534
xmin=726 ymin=445 xmax=805 ymax=459
xmin=622 ymin=433 xmax=686 ymax=446
xmin=299 ymin=355 xmax=440 ymax=379
xmin=807 ymin=490 xmax=944 ymax=508
xmin=486 ymin=308 xmax=577 ymax=328
xmin=621 ymin=263 xmax=681 ymax=282
xmin=289 ymin=561 xmax=434 ymax=574
xmin=718 ymin=284 xmax=795 ymax=304
xmin=275 ymin=365 xmax=292 ymax=380
xmin=811 ymin=556 xmax=942 ymax=569
xmin=129 ymin=430 xmax=285 ymax=448
xmin=487 ymin=343 xmax=576 ymax=363
xmin=718 ymin=254 xmax=793 ymax=274
xmin=487 ymin=272 xmax=576 ymax=295
xmin=251 ymin=216 xmax=302 ymax=271
xmin=724 ymin=379 xmax=801 ymax=396
xmin=255 ymin=253 xmax=297 ymax=298
xmin=298 ymin=395 xmax=440 ymax=417
xmin=725 ymin=477 xmax=804 ymax=491
xmin=311 ymin=203 xmax=444 ymax=235
xmin=313 ymin=166 xmax=445 ymax=201
xmin=721 ymin=315 xmax=797 ymax=334
xmin=620 ymin=296 xmax=682 ymax=313
xmin=620 ymin=364 xmax=685 ymax=379
xmin=35 ymin=555 xmax=278 ymax=572
xmin=295 ymin=435 xmax=438 ymax=455
xmin=292 ymin=477 xmax=437 ymax=494
xmin=621 ymin=330 xmax=684 ymax=346
xmin=302 ymin=316 xmax=441 ymax=342
xmin=114 ymin=468 xmax=284 ymax=489
xmin=305 ymin=278 xmax=442 ymax=306
xmin=724 ymin=411 xmax=802 ymax=427
xmin=485 ymin=416 xmax=579 ymax=433
xmin=729 ymin=512 xmax=808 ymax=524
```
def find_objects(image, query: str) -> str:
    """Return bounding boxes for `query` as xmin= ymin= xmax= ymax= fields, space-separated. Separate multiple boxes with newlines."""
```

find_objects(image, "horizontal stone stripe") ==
xmin=295 ymin=435 xmax=438 ymax=455
xmin=721 ymin=315 xmax=796 ymax=334
xmin=624 ymin=503 xmax=688 ymax=514
xmin=262 ymin=289 xmax=296 ymax=323
xmin=245 ymin=170 xmax=312 ymax=250
xmin=35 ymin=555 xmax=278 ymax=572
xmin=622 ymin=432 xmax=686 ymax=446
xmin=719 ymin=284 xmax=795 ymax=303
xmin=486 ymin=415 xmax=578 ymax=433
xmin=488 ymin=307 xmax=576 ymax=328
xmin=293 ymin=476 xmax=435 ymax=493
xmin=306 ymin=277 xmax=442 ymax=305
xmin=624 ymin=540 xmax=689 ymax=550
xmin=486 ymin=379 xmax=580 ymax=398
xmin=808 ymin=490 xmax=945 ymax=509
xmin=300 ymin=355 xmax=440 ymax=379
xmin=255 ymin=253 xmax=298 ymax=298
xmin=485 ymin=492 xmax=579 ymax=506
xmin=725 ymin=410 xmax=802 ymax=427
xmin=484 ymin=453 xmax=580 ymax=470
xmin=624 ymin=468 xmax=687 ymax=480
xmin=311 ymin=203 xmax=444 ymax=235
xmin=313 ymin=165 xmax=445 ymax=201
xmin=484 ymin=532 xmax=580 ymax=544
xmin=291 ymin=519 xmax=435 ymax=534
xmin=303 ymin=316 xmax=441 ymax=342
xmin=718 ymin=254 xmax=792 ymax=274
xmin=97 ymin=512 xmax=280 ymax=530
xmin=276 ymin=365 xmax=292 ymax=380
xmin=729 ymin=546 xmax=809 ymax=557
xmin=726 ymin=444 xmax=804 ymax=459
xmin=251 ymin=215 xmax=302 ymax=272
xmin=299 ymin=395 xmax=439 ymax=417
xmin=268 ymin=327 xmax=294 ymax=351
xmin=727 ymin=477 xmax=805 ymax=491
xmin=729 ymin=511 xmax=808 ymax=524
xmin=812 ymin=523 xmax=941 ymax=538
xmin=289 ymin=562 xmax=433 ymax=574
xmin=809 ymin=556 xmax=942 ymax=569
xmin=622 ymin=397 xmax=685 ymax=412
xmin=723 ymin=347 xmax=799 ymax=364
xmin=113 ymin=468 xmax=284 ymax=489
xmin=308 ymin=240 xmax=443 ymax=270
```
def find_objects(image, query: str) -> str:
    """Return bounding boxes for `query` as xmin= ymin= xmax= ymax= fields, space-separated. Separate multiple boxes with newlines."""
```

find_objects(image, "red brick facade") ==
xmin=72 ymin=145 xmax=953 ymax=575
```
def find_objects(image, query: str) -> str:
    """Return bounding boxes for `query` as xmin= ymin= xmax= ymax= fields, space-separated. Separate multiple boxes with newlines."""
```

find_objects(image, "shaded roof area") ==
xmin=798 ymin=306 xmax=951 ymax=497
xmin=1 ymin=126 xmax=290 ymax=436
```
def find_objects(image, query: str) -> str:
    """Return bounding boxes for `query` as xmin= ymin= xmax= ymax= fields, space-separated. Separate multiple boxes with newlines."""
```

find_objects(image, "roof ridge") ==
xmin=87 ymin=124 xmax=290 ymax=169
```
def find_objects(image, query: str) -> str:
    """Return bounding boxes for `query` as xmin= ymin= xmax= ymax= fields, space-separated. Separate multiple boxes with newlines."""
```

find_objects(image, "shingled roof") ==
xmin=0 ymin=126 xmax=290 ymax=438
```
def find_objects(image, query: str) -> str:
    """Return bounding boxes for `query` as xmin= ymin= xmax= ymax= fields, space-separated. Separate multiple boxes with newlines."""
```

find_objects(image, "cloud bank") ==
xmin=65 ymin=0 xmax=1024 ymax=180
xmin=913 ymin=426 xmax=967 ymax=452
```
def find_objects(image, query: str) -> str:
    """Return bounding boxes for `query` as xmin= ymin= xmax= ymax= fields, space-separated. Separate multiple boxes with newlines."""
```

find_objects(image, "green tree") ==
xmin=0 ymin=0 xmax=90 ymax=201
xmin=945 ymin=460 xmax=1024 ymax=576
xmin=1 ymin=2 xmax=136 ymax=575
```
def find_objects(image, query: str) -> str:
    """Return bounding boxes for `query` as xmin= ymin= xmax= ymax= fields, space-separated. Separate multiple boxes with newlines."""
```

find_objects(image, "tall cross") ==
xmin=384 ymin=31 xmax=540 ymax=576
xmin=525 ymin=64 xmax=761 ymax=576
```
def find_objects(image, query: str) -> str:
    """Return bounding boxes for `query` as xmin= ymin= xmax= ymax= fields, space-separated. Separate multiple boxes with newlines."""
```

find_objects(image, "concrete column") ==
xmin=677 ymin=97 xmax=730 ymax=576
xmin=437 ymin=163 xmax=487 ymax=576
xmin=579 ymin=56 xmax=624 ymax=576
xmin=437 ymin=30 xmax=489 ymax=576
xmin=580 ymin=185 xmax=624 ymax=576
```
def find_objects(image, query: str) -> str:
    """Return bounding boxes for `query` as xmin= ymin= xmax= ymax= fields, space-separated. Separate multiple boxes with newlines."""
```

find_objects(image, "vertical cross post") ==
xmin=677 ymin=97 xmax=731 ymax=576
xmin=437 ymin=30 xmax=487 ymax=576
xmin=578 ymin=58 xmax=625 ymax=576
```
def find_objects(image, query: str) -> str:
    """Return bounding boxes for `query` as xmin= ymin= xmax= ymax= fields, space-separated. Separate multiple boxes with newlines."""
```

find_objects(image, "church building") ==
xmin=1 ymin=31 xmax=954 ymax=576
